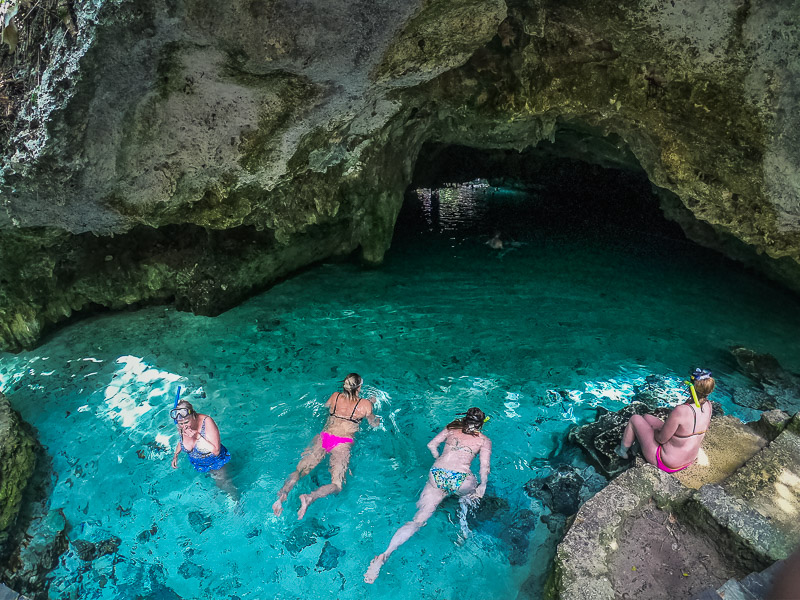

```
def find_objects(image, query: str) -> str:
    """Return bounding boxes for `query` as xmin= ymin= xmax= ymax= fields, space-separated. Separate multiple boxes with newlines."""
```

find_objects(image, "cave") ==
xmin=1 ymin=1 xmax=800 ymax=599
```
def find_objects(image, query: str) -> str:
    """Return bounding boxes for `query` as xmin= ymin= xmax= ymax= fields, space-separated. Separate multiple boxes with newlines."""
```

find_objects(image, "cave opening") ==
xmin=395 ymin=131 xmax=688 ymax=250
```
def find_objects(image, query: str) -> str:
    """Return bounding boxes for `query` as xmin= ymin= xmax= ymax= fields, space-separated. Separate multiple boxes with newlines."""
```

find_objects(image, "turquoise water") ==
xmin=2 ymin=184 xmax=800 ymax=599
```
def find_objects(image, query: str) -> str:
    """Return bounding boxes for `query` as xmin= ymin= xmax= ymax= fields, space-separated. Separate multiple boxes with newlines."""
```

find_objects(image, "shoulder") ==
xmin=479 ymin=433 xmax=492 ymax=447
xmin=670 ymin=404 xmax=693 ymax=418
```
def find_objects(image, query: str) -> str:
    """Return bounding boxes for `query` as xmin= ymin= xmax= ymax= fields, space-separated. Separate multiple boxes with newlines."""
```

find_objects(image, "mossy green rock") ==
xmin=0 ymin=392 xmax=37 ymax=550
xmin=1 ymin=0 xmax=799 ymax=349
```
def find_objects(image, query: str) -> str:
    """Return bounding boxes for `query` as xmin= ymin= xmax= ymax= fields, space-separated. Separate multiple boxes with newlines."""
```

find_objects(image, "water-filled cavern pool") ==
xmin=2 ymin=184 xmax=800 ymax=599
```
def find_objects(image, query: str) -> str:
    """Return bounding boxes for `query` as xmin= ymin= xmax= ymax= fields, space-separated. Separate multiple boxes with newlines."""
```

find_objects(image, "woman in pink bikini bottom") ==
xmin=616 ymin=368 xmax=715 ymax=473
xmin=272 ymin=373 xmax=381 ymax=519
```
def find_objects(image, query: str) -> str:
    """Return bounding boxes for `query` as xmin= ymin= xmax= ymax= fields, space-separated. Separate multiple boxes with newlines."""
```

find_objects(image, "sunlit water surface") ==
xmin=2 ymin=185 xmax=800 ymax=599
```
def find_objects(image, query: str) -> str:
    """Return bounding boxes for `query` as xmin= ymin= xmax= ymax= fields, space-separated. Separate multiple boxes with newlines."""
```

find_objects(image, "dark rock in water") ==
xmin=72 ymin=535 xmax=121 ymax=561
xmin=467 ymin=495 xmax=510 ymax=524
xmin=525 ymin=464 xmax=607 ymax=515
xmin=541 ymin=513 xmax=568 ymax=534
xmin=187 ymin=511 xmax=212 ymax=534
xmin=315 ymin=541 xmax=345 ymax=571
xmin=72 ymin=539 xmax=98 ymax=561
xmin=568 ymin=403 xmax=670 ymax=477
xmin=6 ymin=508 xmax=69 ymax=592
xmin=294 ymin=565 xmax=309 ymax=577
xmin=730 ymin=347 xmax=800 ymax=413
xmin=499 ymin=509 xmax=539 ymax=566
xmin=96 ymin=536 xmax=121 ymax=557
xmin=137 ymin=524 xmax=158 ymax=543
xmin=134 ymin=583 xmax=184 ymax=600
xmin=284 ymin=518 xmax=340 ymax=556
xmin=178 ymin=560 xmax=204 ymax=579
xmin=633 ymin=375 xmax=676 ymax=408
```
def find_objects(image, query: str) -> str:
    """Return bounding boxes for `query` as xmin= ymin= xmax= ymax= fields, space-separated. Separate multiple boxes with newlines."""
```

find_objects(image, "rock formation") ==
xmin=1 ymin=0 xmax=799 ymax=350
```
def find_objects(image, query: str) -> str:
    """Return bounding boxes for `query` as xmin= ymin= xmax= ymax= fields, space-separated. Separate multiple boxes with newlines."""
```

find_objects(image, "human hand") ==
xmin=171 ymin=455 xmax=178 ymax=469
xmin=473 ymin=483 xmax=487 ymax=499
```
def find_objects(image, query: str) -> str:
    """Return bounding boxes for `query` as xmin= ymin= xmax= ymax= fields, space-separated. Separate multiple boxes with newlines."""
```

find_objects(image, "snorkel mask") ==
xmin=171 ymin=386 xmax=183 ymax=423
xmin=683 ymin=368 xmax=712 ymax=408
xmin=459 ymin=408 xmax=490 ymax=433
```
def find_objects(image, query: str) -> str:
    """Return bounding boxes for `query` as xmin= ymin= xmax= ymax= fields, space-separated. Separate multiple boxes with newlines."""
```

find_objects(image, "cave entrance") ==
xmin=394 ymin=128 xmax=686 ymax=249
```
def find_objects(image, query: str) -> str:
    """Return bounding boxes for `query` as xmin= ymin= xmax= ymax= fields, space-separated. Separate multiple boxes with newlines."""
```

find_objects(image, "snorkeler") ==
xmin=364 ymin=407 xmax=492 ymax=584
xmin=170 ymin=400 xmax=237 ymax=498
xmin=272 ymin=373 xmax=381 ymax=519
xmin=615 ymin=368 xmax=715 ymax=473
xmin=486 ymin=231 xmax=504 ymax=250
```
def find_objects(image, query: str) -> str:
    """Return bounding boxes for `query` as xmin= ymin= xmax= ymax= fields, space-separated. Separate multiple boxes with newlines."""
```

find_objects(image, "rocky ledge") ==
xmin=548 ymin=410 xmax=800 ymax=600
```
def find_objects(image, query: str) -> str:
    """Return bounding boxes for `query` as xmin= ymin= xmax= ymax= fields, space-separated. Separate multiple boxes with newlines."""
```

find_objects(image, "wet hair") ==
xmin=694 ymin=377 xmax=715 ymax=400
xmin=342 ymin=373 xmax=363 ymax=401
xmin=446 ymin=407 xmax=486 ymax=436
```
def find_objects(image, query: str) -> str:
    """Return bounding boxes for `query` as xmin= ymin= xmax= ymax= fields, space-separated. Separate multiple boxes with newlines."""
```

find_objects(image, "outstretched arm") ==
xmin=427 ymin=429 xmax=449 ymax=459
xmin=475 ymin=437 xmax=492 ymax=498
xmin=171 ymin=441 xmax=182 ymax=469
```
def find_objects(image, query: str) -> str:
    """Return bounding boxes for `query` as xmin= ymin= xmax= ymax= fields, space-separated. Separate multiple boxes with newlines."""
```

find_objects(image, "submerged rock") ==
xmin=315 ymin=541 xmax=345 ymax=572
xmin=730 ymin=347 xmax=800 ymax=413
xmin=525 ymin=464 xmax=607 ymax=516
xmin=187 ymin=511 xmax=212 ymax=534
xmin=284 ymin=518 xmax=339 ymax=556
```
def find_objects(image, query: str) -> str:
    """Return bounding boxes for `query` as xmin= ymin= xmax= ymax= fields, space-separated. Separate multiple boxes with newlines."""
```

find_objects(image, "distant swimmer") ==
xmin=486 ymin=231 xmax=504 ymax=250
xmin=170 ymin=399 xmax=237 ymax=498
xmin=272 ymin=373 xmax=381 ymax=519
xmin=364 ymin=407 xmax=492 ymax=584
xmin=616 ymin=368 xmax=715 ymax=473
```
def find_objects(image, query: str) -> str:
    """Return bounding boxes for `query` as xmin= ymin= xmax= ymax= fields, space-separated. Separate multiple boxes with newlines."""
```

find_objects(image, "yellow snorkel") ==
xmin=683 ymin=379 xmax=701 ymax=408
xmin=684 ymin=368 xmax=712 ymax=409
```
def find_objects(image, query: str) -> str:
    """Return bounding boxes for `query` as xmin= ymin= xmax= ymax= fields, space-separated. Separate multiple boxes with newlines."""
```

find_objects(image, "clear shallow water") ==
xmin=2 ymin=185 xmax=800 ymax=599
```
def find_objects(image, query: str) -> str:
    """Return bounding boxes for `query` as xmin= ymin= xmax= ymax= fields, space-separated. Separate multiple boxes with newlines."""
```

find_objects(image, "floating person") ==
xmin=170 ymin=399 xmax=237 ymax=498
xmin=364 ymin=407 xmax=492 ymax=584
xmin=486 ymin=231 xmax=504 ymax=250
xmin=272 ymin=373 xmax=381 ymax=519
xmin=615 ymin=368 xmax=715 ymax=473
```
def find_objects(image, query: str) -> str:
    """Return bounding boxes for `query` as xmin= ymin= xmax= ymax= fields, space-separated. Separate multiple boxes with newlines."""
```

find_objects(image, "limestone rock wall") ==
xmin=0 ymin=391 xmax=37 ymax=556
xmin=1 ymin=0 xmax=799 ymax=350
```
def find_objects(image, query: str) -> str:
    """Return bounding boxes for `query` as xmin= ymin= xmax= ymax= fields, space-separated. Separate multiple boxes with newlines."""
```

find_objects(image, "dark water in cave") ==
xmin=1 ymin=173 xmax=799 ymax=599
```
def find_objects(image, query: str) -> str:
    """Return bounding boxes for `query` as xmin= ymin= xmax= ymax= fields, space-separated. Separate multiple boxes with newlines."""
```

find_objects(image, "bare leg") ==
xmin=618 ymin=414 xmax=660 ymax=464
xmin=211 ymin=465 xmax=239 ymax=502
xmin=364 ymin=477 xmax=447 ymax=584
xmin=298 ymin=442 xmax=351 ymax=519
xmin=456 ymin=475 xmax=479 ymax=540
xmin=273 ymin=435 xmax=325 ymax=516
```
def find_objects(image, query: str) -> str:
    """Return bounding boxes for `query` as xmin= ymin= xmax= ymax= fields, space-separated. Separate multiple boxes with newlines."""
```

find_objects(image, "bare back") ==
xmin=432 ymin=429 xmax=489 ymax=473
xmin=659 ymin=402 xmax=712 ymax=467
xmin=323 ymin=392 xmax=375 ymax=437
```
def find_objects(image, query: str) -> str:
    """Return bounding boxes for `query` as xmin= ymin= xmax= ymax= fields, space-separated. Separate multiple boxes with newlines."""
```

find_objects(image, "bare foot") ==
xmin=364 ymin=554 xmax=386 ymax=584
xmin=272 ymin=493 xmax=286 ymax=516
xmin=297 ymin=494 xmax=312 ymax=520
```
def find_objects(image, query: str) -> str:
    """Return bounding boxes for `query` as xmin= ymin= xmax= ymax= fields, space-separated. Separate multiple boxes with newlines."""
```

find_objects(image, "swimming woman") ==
xmin=615 ymin=368 xmax=714 ymax=473
xmin=364 ymin=407 xmax=492 ymax=584
xmin=170 ymin=400 xmax=237 ymax=497
xmin=272 ymin=373 xmax=380 ymax=519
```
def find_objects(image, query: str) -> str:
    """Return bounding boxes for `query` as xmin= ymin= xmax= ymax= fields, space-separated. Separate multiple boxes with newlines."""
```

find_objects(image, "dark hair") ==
xmin=446 ymin=407 xmax=486 ymax=436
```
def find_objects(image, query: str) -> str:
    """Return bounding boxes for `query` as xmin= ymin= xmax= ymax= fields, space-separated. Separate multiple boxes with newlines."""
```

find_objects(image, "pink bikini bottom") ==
xmin=656 ymin=445 xmax=692 ymax=473
xmin=321 ymin=431 xmax=354 ymax=452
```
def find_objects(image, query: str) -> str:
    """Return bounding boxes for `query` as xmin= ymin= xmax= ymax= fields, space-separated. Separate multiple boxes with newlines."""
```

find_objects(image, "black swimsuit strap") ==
xmin=330 ymin=392 xmax=341 ymax=415
xmin=691 ymin=404 xmax=697 ymax=434
xmin=349 ymin=398 xmax=361 ymax=420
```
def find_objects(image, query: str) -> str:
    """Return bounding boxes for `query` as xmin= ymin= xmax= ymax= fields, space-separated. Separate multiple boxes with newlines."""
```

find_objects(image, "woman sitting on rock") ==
xmin=615 ymin=369 xmax=714 ymax=473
